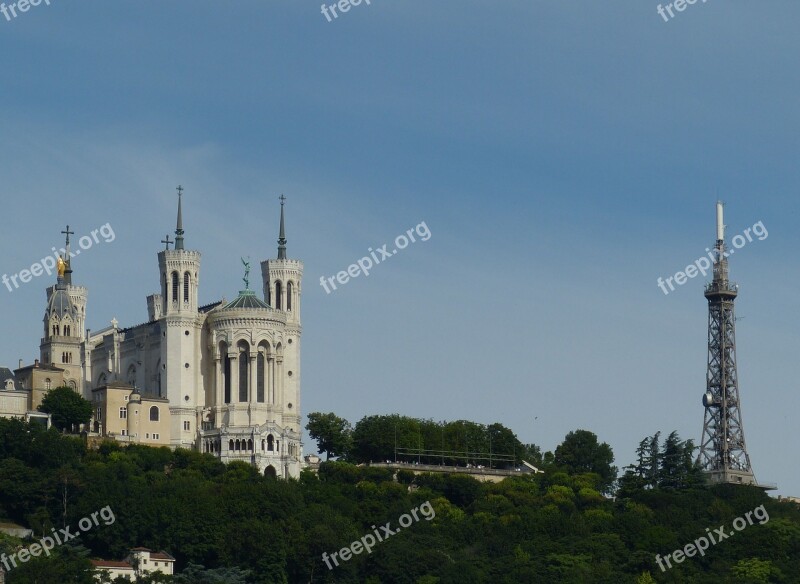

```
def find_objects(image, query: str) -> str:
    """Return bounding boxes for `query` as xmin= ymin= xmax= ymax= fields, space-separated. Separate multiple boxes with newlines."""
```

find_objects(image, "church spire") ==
xmin=175 ymin=185 xmax=185 ymax=251
xmin=277 ymin=194 xmax=287 ymax=260
xmin=61 ymin=225 xmax=74 ymax=285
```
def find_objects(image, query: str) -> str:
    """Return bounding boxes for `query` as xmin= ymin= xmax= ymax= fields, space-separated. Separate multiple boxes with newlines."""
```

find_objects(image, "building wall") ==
xmin=0 ymin=389 xmax=28 ymax=418
xmin=92 ymin=384 xmax=171 ymax=445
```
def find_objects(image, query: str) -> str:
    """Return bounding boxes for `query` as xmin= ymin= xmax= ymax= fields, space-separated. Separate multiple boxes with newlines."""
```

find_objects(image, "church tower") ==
xmin=157 ymin=187 xmax=203 ymax=447
xmin=261 ymin=196 xmax=303 ymax=432
xmin=40 ymin=226 xmax=85 ymax=393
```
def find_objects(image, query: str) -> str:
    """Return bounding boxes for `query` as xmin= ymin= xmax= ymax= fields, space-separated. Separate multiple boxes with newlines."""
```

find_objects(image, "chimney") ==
xmin=34 ymin=359 xmax=39 ymax=367
xmin=18 ymin=359 xmax=22 ymax=369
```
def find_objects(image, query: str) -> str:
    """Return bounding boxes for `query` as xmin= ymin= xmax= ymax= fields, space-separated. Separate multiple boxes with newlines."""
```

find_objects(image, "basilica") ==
xmin=2 ymin=191 xmax=304 ymax=479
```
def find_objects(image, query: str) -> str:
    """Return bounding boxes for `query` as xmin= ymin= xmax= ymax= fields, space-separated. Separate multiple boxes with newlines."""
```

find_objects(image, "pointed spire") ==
xmin=61 ymin=225 xmax=75 ymax=285
xmin=277 ymin=194 xmax=287 ymax=260
xmin=175 ymin=185 xmax=185 ymax=251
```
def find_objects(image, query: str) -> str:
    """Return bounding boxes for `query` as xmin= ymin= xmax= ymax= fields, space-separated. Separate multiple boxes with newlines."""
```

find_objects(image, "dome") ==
xmin=221 ymin=289 xmax=272 ymax=311
xmin=47 ymin=279 xmax=78 ymax=320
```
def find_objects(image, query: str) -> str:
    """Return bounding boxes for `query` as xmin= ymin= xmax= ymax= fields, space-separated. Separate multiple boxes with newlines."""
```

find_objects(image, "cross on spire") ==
xmin=174 ymin=185 xmax=185 ymax=250
xmin=161 ymin=234 xmax=173 ymax=250
xmin=60 ymin=225 xmax=75 ymax=284
xmin=277 ymin=195 xmax=287 ymax=259
xmin=61 ymin=225 xmax=74 ymax=247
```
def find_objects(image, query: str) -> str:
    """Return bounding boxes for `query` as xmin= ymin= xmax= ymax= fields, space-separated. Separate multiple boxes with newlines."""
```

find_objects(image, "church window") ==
xmin=119 ymin=407 xmax=127 ymax=419
xmin=267 ymin=434 xmax=274 ymax=451
xmin=183 ymin=271 xmax=190 ymax=302
xmin=149 ymin=406 xmax=159 ymax=421
xmin=65 ymin=325 xmax=71 ymax=336
xmin=261 ymin=439 xmax=265 ymax=451
xmin=239 ymin=350 xmax=248 ymax=402
xmin=229 ymin=439 xmax=234 ymax=450
xmin=287 ymin=281 xmax=293 ymax=311
xmin=248 ymin=439 xmax=253 ymax=451
xmin=257 ymin=353 xmax=265 ymax=402
xmin=224 ymin=355 xmax=231 ymax=404
xmin=171 ymin=271 xmax=179 ymax=302
xmin=275 ymin=281 xmax=283 ymax=310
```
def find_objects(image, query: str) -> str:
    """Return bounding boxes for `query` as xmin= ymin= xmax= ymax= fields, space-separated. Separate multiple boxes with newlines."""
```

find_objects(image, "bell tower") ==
xmin=157 ymin=186 xmax=202 ymax=447
xmin=261 ymin=196 xmax=303 ymax=433
xmin=40 ymin=225 xmax=85 ymax=393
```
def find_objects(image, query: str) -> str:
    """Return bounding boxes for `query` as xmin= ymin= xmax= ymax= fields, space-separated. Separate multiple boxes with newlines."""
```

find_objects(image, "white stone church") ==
xmin=24 ymin=191 xmax=304 ymax=478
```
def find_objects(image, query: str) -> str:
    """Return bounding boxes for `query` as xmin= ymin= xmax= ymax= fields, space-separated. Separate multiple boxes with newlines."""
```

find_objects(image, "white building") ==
xmin=91 ymin=547 xmax=175 ymax=581
xmin=17 ymin=192 xmax=304 ymax=478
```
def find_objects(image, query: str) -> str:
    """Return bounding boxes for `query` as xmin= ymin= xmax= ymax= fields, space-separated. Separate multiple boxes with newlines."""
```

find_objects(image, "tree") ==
xmin=553 ymin=429 xmax=617 ymax=493
xmin=38 ymin=386 xmax=93 ymax=433
xmin=305 ymin=412 xmax=352 ymax=460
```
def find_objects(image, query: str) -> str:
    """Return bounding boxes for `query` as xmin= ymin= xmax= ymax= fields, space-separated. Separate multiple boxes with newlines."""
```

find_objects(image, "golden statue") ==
xmin=57 ymin=256 xmax=66 ymax=277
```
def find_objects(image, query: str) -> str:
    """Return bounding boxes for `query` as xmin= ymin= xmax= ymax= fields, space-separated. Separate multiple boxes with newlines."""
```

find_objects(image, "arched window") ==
xmin=171 ymin=271 xmax=179 ymax=302
xmin=149 ymin=406 xmax=159 ymax=421
xmin=183 ymin=271 xmax=190 ymax=302
xmin=229 ymin=439 xmax=234 ymax=451
xmin=65 ymin=325 xmax=71 ymax=336
xmin=44 ymin=378 xmax=51 ymax=390
xmin=267 ymin=434 xmax=275 ymax=452
xmin=238 ymin=345 xmax=249 ymax=402
xmin=257 ymin=352 xmax=265 ymax=403
xmin=287 ymin=282 xmax=293 ymax=311
xmin=275 ymin=281 xmax=283 ymax=310
xmin=261 ymin=439 xmax=265 ymax=451
xmin=224 ymin=354 xmax=231 ymax=404
xmin=247 ymin=439 xmax=253 ymax=451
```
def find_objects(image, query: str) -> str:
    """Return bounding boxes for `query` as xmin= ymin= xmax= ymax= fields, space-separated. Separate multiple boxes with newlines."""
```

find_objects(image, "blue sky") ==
xmin=1 ymin=1 xmax=798 ymax=495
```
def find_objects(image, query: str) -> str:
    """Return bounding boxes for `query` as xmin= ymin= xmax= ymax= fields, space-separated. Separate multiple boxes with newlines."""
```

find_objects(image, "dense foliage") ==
xmin=0 ymin=417 xmax=798 ymax=583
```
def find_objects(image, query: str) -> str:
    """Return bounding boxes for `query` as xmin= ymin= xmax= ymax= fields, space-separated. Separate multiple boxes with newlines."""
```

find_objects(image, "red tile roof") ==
xmin=91 ymin=560 xmax=134 ymax=570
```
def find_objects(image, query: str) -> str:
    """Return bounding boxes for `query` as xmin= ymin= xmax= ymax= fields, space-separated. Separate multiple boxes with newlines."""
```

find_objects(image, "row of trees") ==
xmin=306 ymin=412 xmax=541 ymax=468
xmin=306 ymin=413 xmax=619 ymax=492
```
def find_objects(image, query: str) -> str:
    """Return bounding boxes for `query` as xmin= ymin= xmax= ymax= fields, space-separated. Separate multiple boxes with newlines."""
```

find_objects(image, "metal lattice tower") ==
xmin=697 ymin=201 xmax=756 ymax=486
